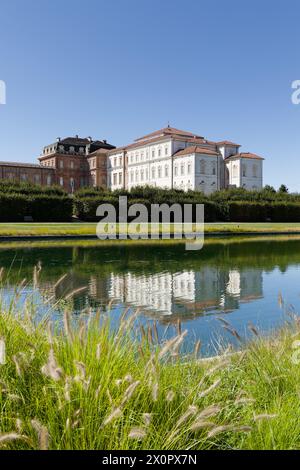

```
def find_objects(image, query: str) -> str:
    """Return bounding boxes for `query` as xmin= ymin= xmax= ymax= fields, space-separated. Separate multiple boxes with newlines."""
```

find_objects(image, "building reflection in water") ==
xmin=41 ymin=266 xmax=263 ymax=321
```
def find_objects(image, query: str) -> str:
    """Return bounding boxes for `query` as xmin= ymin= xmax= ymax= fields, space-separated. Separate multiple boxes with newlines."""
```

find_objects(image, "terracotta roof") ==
xmin=0 ymin=161 xmax=54 ymax=169
xmin=217 ymin=140 xmax=241 ymax=147
xmin=134 ymin=127 xmax=204 ymax=142
xmin=108 ymin=135 xmax=217 ymax=156
xmin=226 ymin=152 xmax=264 ymax=161
xmin=173 ymin=146 xmax=220 ymax=157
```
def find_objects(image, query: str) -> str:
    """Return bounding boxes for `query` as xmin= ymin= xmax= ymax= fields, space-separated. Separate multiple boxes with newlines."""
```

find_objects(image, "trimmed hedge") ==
xmin=0 ymin=180 xmax=66 ymax=196
xmin=0 ymin=193 xmax=73 ymax=222
xmin=74 ymin=195 xmax=226 ymax=222
xmin=74 ymin=192 xmax=300 ymax=223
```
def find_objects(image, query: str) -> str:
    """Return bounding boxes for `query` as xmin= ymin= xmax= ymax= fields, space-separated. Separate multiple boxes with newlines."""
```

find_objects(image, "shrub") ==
xmin=73 ymin=196 xmax=120 ymax=221
xmin=29 ymin=195 xmax=73 ymax=222
xmin=0 ymin=193 xmax=72 ymax=222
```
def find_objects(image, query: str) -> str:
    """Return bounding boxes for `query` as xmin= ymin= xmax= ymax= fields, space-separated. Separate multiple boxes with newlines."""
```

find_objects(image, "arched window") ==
xmin=158 ymin=166 xmax=162 ymax=178
xmin=152 ymin=167 xmax=155 ymax=179
xmin=181 ymin=164 xmax=185 ymax=175
xmin=233 ymin=164 xmax=238 ymax=178
xmin=212 ymin=164 xmax=216 ymax=175
xmin=165 ymin=165 xmax=169 ymax=177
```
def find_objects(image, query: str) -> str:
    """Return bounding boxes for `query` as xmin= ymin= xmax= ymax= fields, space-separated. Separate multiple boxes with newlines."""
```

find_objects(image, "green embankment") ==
xmin=1 ymin=222 xmax=300 ymax=237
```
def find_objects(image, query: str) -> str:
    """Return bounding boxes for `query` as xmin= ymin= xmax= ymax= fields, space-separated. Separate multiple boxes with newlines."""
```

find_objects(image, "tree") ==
xmin=278 ymin=184 xmax=289 ymax=193
xmin=263 ymin=185 xmax=276 ymax=193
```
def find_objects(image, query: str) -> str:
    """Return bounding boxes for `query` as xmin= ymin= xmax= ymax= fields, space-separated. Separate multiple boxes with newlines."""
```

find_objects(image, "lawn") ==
xmin=1 ymin=222 xmax=300 ymax=237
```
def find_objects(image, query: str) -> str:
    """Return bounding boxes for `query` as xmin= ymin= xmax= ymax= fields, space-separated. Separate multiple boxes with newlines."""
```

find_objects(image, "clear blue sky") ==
xmin=1 ymin=0 xmax=300 ymax=190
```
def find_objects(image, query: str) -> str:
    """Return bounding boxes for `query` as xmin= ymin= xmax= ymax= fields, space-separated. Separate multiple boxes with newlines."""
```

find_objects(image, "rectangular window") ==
xmin=113 ymin=174 xmax=117 ymax=185
xmin=119 ymin=172 xmax=122 ymax=185
xmin=59 ymin=160 xmax=64 ymax=169
xmin=60 ymin=177 xmax=64 ymax=186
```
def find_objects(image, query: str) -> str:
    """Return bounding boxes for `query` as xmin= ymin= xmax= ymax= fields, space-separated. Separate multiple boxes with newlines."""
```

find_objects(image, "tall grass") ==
xmin=1 ymin=283 xmax=300 ymax=449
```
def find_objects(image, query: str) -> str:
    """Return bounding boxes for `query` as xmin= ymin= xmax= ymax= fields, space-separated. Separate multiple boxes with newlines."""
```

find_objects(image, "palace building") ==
xmin=107 ymin=127 xmax=264 ymax=194
xmin=0 ymin=127 xmax=264 ymax=194
xmin=0 ymin=136 xmax=115 ymax=193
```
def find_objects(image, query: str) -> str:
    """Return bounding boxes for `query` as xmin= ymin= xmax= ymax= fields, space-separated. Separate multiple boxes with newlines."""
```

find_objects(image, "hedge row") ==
xmin=0 ymin=181 xmax=66 ymax=196
xmin=74 ymin=196 xmax=300 ymax=223
xmin=228 ymin=201 xmax=300 ymax=222
xmin=73 ymin=196 xmax=227 ymax=222
xmin=0 ymin=193 xmax=73 ymax=222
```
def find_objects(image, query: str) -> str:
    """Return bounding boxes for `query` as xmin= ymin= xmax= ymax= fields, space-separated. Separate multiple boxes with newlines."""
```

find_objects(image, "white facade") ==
xmin=107 ymin=128 xmax=264 ymax=195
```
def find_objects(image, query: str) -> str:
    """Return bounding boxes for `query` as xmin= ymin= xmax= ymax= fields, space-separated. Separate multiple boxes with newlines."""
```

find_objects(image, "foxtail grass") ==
xmin=1 ymin=294 xmax=300 ymax=450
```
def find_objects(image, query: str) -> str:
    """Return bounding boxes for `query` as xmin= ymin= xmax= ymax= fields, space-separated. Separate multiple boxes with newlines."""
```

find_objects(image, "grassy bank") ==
xmin=1 ymin=301 xmax=300 ymax=450
xmin=2 ymin=222 xmax=300 ymax=238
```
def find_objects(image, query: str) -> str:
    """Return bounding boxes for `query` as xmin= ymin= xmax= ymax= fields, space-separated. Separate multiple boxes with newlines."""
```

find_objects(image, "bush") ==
xmin=73 ymin=196 xmax=119 ymax=221
xmin=73 ymin=187 xmax=300 ymax=223
xmin=29 ymin=195 xmax=73 ymax=222
xmin=227 ymin=202 xmax=268 ymax=222
xmin=0 ymin=193 xmax=28 ymax=222
xmin=0 ymin=180 xmax=66 ymax=196
xmin=0 ymin=193 xmax=73 ymax=222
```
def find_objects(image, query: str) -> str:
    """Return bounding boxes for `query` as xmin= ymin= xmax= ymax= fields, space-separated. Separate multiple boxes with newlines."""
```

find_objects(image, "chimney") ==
xmin=56 ymin=137 xmax=61 ymax=142
xmin=75 ymin=135 xmax=79 ymax=139
xmin=103 ymin=139 xmax=107 ymax=144
xmin=88 ymin=136 xmax=92 ymax=142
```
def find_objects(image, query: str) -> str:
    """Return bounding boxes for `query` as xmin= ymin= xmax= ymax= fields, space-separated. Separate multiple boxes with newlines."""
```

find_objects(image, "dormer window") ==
xmin=69 ymin=146 xmax=75 ymax=154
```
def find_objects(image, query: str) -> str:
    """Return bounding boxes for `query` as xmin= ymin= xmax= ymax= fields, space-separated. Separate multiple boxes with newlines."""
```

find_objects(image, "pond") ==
xmin=0 ymin=236 xmax=300 ymax=356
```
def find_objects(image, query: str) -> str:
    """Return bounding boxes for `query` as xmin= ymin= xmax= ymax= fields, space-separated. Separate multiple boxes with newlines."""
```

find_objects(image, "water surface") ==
xmin=1 ymin=237 xmax=300 ymax=356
